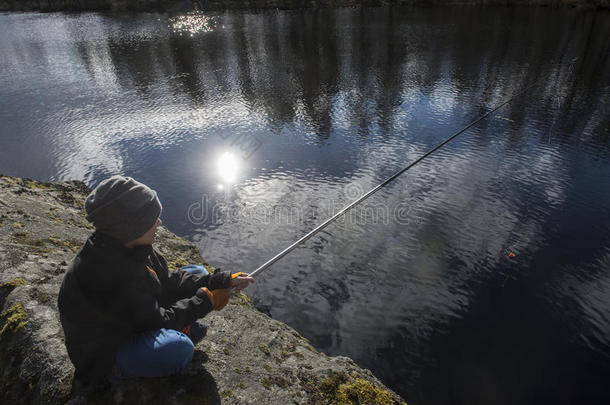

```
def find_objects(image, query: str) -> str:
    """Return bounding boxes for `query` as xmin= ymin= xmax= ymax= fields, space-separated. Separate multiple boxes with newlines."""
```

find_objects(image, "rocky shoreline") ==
xmin=0 ymin=0 xmax=608 ymax=12
xmin=0 ymin=174 xmax=406 ymax=404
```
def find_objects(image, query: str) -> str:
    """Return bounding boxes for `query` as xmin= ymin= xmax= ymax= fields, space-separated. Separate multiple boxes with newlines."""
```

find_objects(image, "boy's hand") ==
xmin=201 ymin=287 xmax=230 ymax=311
xmin=230 ymin=272 xmax=254 ymax=291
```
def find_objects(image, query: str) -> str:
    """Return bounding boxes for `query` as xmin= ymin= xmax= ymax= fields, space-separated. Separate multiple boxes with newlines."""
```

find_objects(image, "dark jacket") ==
xmin=57 ymin=231 xmax=231 ymax=384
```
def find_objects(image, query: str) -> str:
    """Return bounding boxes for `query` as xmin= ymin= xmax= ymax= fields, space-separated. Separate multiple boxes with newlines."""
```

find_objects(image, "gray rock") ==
xmin=0 ymin=174 xmax=406 ymax=404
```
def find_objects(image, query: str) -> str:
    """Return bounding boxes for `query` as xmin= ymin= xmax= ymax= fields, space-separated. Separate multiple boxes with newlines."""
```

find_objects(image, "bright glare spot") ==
xmin=169 ymin=12 xmax=216 ymax=35
xmin=217 ymin=152 xmax=239 ymax=183
xmin=217 ymin=184 xmax=224 ymax=190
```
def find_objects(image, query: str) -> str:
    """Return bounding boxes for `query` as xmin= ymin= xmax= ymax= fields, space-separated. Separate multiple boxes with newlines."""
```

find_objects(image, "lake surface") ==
xmin=1 ymin=6 xmax=609 ymax=404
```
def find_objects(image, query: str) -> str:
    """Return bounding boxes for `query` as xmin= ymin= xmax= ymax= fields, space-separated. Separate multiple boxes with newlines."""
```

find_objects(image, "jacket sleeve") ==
xmin=125 ymin=284 xmax=214 ymax=332
xmin=153 ymin=251 xmax=232 ymax=301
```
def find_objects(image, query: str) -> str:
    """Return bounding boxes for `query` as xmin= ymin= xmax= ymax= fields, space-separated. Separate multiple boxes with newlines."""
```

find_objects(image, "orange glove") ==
xmin=201 ymin=287 xmax=230 ymax=311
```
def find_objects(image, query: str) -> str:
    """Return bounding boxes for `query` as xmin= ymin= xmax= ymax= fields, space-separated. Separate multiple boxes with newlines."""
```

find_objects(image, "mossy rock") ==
xmin=10 ymin=232 xmax=81 ymax=256
xmin=0 ymin=278 xmax=28 ymax=289
xmin=300 ymin=370 xmax=405 ymax=405
xmin=10 ymin=232 xmax=52 ymax=255
xmin=20 ymin=178 xmax=51 ymax=190
xmin=260 ymin=375 xmax=290 ymax=389
xmin=0 ymin=301 xmax=35 ymax=403
xmin=0 ymin=175 xmax=407 ymax=404
xmin=259 ymin=343 xmax=271 ymax=356
xmin=0 ymin=302 xmax=27 ymax=337
xmin=336 ymin=377 xmax=397 ymax=405
xmin=0 ymin=278 xmax=28 ymax=309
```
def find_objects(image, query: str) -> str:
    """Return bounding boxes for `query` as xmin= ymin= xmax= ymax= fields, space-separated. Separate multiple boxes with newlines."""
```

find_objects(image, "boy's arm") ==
xmin=153 ymin=250 xmax=232 ymax=300
xmin=126 ymin=285 xmax=214 ymax=331
xmin=164 ymin=267 xmax=232 ymax=302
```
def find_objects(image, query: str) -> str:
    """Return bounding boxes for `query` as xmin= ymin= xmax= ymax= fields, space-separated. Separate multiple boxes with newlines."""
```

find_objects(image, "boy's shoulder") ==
xmin=75 ymin=232 xmax=151 ymax=276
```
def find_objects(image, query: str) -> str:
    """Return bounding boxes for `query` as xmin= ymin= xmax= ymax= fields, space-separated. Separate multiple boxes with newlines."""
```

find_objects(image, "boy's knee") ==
xmin=114 ymin=329 xmax=194 ymax=378
xmin=159 ymin=330 xmax=194 ymax=372
xmin=180 ymin=264 xmax=209 ymax=275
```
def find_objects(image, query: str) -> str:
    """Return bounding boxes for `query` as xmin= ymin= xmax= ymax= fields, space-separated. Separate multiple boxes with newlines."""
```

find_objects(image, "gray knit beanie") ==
xmin=85 ymin=175 xmax=162 ymax=243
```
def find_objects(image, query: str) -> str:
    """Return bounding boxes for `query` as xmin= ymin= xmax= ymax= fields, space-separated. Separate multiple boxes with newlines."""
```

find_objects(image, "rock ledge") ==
xmin=0 ymin=174 xmax=405 ymax=404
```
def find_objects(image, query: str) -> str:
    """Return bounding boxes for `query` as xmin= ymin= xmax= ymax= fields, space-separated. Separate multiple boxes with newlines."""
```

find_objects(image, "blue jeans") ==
xmin=109 ymin=264 xmax=209 ymax=379
xmin=179 ymin=264 xmax=209 ymax=276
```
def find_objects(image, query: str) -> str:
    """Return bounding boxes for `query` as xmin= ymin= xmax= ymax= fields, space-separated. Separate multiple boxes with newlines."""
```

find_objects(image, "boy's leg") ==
xmin=112 ymin=328 xmax=194 ymax=379
xmin=180 ymin=264 xmax=209 ymax=275
xmin=180 ymin=321 xmax=207 ymax=345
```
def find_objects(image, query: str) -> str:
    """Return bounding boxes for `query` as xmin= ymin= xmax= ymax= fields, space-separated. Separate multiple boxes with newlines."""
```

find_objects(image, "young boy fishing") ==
xmin=58 ymin=175 xmax=253 ymax=386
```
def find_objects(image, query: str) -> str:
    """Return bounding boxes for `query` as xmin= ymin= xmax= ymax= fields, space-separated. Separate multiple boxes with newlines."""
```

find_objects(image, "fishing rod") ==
xmin=249 ymin=77 xmax=542 ymax=279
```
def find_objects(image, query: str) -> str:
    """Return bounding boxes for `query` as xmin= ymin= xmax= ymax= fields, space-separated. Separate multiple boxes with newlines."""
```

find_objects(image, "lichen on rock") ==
xmin=336 ymin=375 xmax=397 ymax=405
xmin=0 ymin=277 xmax=28 ymax=289
xmin=0 ymin=302 xmax=27 ymax=337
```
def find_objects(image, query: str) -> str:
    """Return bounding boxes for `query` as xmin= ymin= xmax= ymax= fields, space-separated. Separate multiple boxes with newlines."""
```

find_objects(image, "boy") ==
xmin=58 ymin=175 xmax=253 ymax=386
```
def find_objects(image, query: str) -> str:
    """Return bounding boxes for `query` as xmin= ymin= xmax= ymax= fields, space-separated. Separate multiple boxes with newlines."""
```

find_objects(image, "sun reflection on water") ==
xmin=217 ymin=151 xmax=239 ymax=185
xmin=169 ymin=12 xmax=217 ymax=36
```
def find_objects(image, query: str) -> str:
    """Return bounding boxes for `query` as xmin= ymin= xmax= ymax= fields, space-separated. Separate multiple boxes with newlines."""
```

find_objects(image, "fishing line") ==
xmin=249 ymin=77 xmax=543 ymax=278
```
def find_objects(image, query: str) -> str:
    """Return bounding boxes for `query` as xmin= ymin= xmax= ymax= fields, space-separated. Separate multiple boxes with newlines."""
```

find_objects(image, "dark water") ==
xmin=1 ymin=6 xmax=610 ymax=404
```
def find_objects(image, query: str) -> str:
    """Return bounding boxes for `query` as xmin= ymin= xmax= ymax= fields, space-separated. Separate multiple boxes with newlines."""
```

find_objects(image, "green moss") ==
xmin=12 ymin=222 xmax=24 ymax=229
xmin=301 ymin=370 xmax=404 ymax=405
xmin=263 ymin=363 xmax=273 ymax=372
xmin=0 ymin=279 xmax=28 ymax=319
xmin=300 ymin=370 xmax=348 ymax=404
xmin=48 ymin=235 xmax=81 ymax=253
xmin=21 ymin=178 xmax=50 ymax=189
xmin=0 ymin=303 xmax=27 ymax=337
xmin=232 ymin=291 xmax=253 ymax=306
xmin=220 ymin=389 xmax=233 ymax=398
xmin=11 ymin=232 xmax=81 ymax=255
xmin=56 ymin=191 xmax=84 ymax=209
xmin=319 ymin=371 xmax=349 ymax=398
xmin=245 ymin=366 xmax=252 ymax=373
xmin=32 ymin=289 xmax=53 ymax=305
xmin=166 ymin=257 xmax=189 ymax=271
xmin=223 ymin=347 xmax=230 ymax=355
xmin=0 ymin=278 xmax=27 ymax=289
xmin=279 ymin=342 xmax=301 ymax=361
xmin=259 ymin=343 xmax=271 ymax=356
xmin=260 ymin=378 xmax=273 ymax=390
xmin=238 ymin=382 xmax=247 ymax=389
xmin=336 ymin=378 xmax=397 ymax=405
xmin=158 ymin=237 xmax=210 ymax=273
xmin=11 ymin=232 xmax=50 ymax=254
xmin=260 ymin=375 xmax=290 ymax=389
